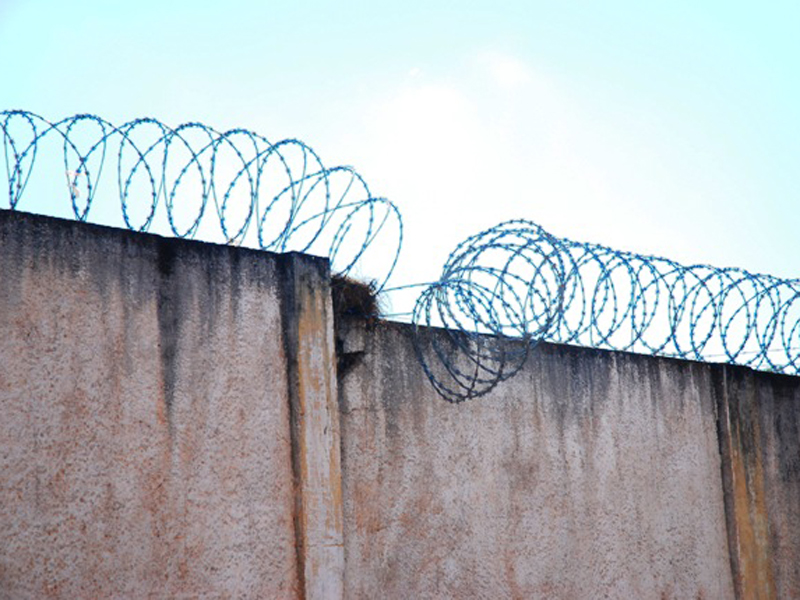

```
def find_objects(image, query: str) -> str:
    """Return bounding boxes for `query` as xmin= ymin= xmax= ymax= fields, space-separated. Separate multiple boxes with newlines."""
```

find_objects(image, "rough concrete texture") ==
xmin=0 ymin=211 xmax=299 ymax=598
xmin=717 ymin=366 xmax=800 ymax=599
xmin=279 ymin=254 xmax=344 ymax=600
xmin=4 ymin=209 xmax=800 ymax=600
xmin=339 ymin=322 xmax=736 ymax=599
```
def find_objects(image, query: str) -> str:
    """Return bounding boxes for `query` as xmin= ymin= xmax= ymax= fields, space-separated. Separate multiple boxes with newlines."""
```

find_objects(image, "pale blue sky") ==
xmin=1 ymin=0 xmax=798 ymax=289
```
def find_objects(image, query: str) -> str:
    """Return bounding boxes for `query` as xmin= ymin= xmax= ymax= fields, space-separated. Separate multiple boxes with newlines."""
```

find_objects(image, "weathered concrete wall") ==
xmin=717 ymin=366 xmax=800 ymax=599
xmin=0 ymin=211 xmax=300 ymax=598
xmin=2 ymin=210 xmax=799 ymax=599
xmin=338 ymin=322 xmax=738 ymax=599
xmin=754 ymin=371 xmax=800 ymax=599
xmin=279 ymin=254 xmax=345 ymax=600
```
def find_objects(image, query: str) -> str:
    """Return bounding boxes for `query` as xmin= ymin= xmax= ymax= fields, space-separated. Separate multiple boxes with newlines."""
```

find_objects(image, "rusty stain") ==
xmin=729 ymin=428 xmax=776 ymax=599
xmin=720 ymin=372 xmax=777 ymax=600
xmin=285 ymin=260 xmax=344 ymax=599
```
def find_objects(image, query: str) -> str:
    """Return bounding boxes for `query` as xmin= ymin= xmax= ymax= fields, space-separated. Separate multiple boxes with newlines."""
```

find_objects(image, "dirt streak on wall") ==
xmin=1 ymin=209 xmax=799 ymax=599
xmin=716 ymin=366 xmax=800 ymax=599
xmin=337 ymin=322 xmax=739 ymax=598
xmin=0 ymin=211 xmax=300 ymax=598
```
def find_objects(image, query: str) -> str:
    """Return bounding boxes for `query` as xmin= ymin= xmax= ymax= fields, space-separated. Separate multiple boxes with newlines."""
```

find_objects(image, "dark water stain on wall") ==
xmin=156 ymin=239 xmax=183 ymax=427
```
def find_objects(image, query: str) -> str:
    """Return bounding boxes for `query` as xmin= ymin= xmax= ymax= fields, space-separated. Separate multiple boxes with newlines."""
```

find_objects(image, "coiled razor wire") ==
xmin=1 ymin=110 xmax=402 ymax=290
xmin=411 ymin=220 xmax=800 ymax=402
xmin=3 ymin=111 xmax=799 ymax=403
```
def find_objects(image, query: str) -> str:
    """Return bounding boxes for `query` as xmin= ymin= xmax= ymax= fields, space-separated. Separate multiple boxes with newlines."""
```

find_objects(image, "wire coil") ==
xmin=1 ymin=110 xmax=402 ymax=289
xmin=412 ymin=220 xmax=800 ymax=402
xmin=3 ymin=112 xmax=798 ymax=403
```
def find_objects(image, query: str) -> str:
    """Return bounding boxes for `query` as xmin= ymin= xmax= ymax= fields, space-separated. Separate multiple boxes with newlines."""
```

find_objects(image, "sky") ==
xmin=1 ymin=0 xmax=799 ymax=308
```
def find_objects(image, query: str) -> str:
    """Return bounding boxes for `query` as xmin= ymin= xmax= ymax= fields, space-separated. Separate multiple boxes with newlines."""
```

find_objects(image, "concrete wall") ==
xmin=717 ymin=367 xmax=800 ymax=598
xmin=338 ymin=323 xmax=800 ymax=599
xmin=338 ymin=323 xmax=737 ymax=599
xmin=2 ymin=209 xmax=799 ymax=599
xmin=0 ymin=211 xmax=301 ymax=597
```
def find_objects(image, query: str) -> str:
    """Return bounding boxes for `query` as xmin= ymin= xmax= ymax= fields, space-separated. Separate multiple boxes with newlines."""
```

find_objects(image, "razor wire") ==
xmin=1 ymin=110 xmax=402 ymax=290
xmin=410 ymin=220 xmax=800 ymax=402
xmin=3 ymin=111 xmax=799 ymax=403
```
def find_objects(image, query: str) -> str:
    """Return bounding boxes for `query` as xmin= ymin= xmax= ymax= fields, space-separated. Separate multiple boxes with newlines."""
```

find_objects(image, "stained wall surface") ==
xmin=718 ymin=366 xmax=800 ymax=598
xmin=0 ymin=211 xmax=299 ymax=598
xmin=2 ymin=210 xmax=799 ymax=600
xmin=339 ymin=322 xmax=738 ymax=599
xmin=754 ymin=372 xmax=800 ymax=598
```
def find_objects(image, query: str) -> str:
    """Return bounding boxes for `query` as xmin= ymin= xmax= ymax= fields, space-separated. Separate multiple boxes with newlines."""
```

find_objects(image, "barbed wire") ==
xmin=1 ymin=110 xmax=402 ymax=290
xmin=410 ymin=220 xmax=800 ymax=402
xmin=3 ymin=111 xmax=798 ymax=403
